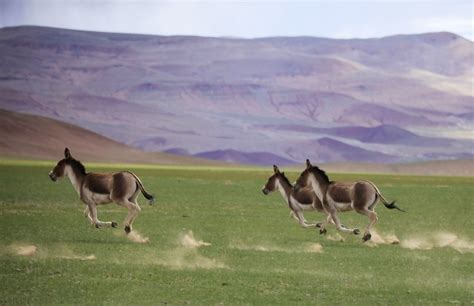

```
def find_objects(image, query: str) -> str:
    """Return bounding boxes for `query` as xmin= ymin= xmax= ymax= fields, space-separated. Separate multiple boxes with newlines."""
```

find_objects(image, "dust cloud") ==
xmin=230 ymin=240 xmax=323 ymax=253
xmin=180 ymin=230 xmax=211 ymax=248
xmin=7 ymin=243 xmax=96 ymax=260
xmin=363 ymin=229 xmax=400 ymax=247
xmin=127 ymin=230 xmax=150 ymax=244
xmin=326 ymin=233 xmax=345 ymax=242
xmin=113 ymin=229 xmax=150 ymax=243
xmin=155 ymin=230 xmax=225 ymax=270
xmin=10 ymin=243 xmax=37 ymax=256
xmin=159 ymin=248 xmax=226 ymax=270
xmin=401 ymin=232 xmax=474 ymax=254
xmin=53 ymin=244 xmax=96 ymax=260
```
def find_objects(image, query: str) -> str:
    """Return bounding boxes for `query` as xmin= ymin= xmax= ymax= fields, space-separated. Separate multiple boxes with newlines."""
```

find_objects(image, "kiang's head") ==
xmin=49 ymin=148 xmax=85 ymax=182
xmin=262 ymin=165 xmax=288 ymax=195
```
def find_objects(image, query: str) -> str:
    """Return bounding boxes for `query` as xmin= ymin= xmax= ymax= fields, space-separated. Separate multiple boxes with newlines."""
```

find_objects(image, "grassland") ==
xmin=0 ymin=161 xmax=473 ymax=305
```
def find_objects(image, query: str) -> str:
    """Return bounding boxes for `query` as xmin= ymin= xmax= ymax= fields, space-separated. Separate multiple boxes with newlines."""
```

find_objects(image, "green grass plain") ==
xmin=0 ymin=161 xmax=473 ymax=305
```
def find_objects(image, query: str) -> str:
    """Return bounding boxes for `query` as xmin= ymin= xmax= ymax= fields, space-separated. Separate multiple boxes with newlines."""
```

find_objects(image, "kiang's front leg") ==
xmin=325 ymin=215 xmax=346 ymax=229
xmin=294 ymin=211 xmax=317 ymax=228
xmin=83 ymin=199 xmax=116 ymax=229
xmin=316 ymin=214 xmax=333 ymax=229
xmin=318 ymin=211 xmax=332 ymax=234
xmin=289 ymin=210 xmax=299 ymax=221
xmin=83 ymin=205 xmax=94 ymax=225
xmin=327 ymin=207 xmax=359 ymax=235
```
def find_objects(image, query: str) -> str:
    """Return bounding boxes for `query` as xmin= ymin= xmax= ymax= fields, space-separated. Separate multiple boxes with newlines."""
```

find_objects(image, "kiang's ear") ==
xmin=64 ymin=147 xmax=71 ymax=159
xmin=273 ymin=165 xmax=280 ymax=173
xmin=306 ymin=159 xmax=312 ymax=169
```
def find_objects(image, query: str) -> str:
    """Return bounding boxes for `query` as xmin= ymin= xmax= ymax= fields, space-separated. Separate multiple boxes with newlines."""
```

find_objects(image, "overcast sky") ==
xmin=1 ymin=0 xmax=472 ymax=40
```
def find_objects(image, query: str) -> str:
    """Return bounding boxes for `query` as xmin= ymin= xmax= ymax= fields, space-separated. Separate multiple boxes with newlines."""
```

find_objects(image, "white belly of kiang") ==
xmin=291 ymin=198 xmax=315 ymax=211
xmin=92 ymin=193 xmax=111 ymax=205
xmin=334 ymin=201 xmax=353 ymax=212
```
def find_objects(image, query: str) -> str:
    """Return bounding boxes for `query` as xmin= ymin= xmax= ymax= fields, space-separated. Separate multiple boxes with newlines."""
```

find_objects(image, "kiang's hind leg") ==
xmin=128 ymin=191 xmax=142 ymax=231
xmin=114 ymin=190 xmax=141 ymax=234
xmin=354 ymin=191 xmax=379 ymax=242
xmin=355 ymin=205 xmax=379 ymax=241
xmin=355 ymin=208 xmax=378 ymax=242
xmin=115 ymin=199 xmax=140 ymax=234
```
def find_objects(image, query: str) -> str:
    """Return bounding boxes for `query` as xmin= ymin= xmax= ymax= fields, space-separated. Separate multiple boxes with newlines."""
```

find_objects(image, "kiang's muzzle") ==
xmin=262 ymin=188 xmax=269 ymax=195
xmin=49 ymin=171 xmax=57 ymax=182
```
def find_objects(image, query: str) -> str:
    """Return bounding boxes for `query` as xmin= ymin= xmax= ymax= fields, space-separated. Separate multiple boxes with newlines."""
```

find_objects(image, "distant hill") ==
xmin=194 ymin=149 xmax=296 ymax=166
xmin=0 ymin=26 xmax=472 ymax=165
xmin=0 ymin=109 xmax=217 ymax=165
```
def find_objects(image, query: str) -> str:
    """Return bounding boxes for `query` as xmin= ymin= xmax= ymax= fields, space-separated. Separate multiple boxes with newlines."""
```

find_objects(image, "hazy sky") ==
xmin=1 ymin=0 xmax=472 ymax=40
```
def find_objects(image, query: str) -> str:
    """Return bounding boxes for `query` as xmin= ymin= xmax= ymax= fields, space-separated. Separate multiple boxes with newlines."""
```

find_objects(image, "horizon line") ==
xmin=2 ymin=24 xmax=472 ymax=42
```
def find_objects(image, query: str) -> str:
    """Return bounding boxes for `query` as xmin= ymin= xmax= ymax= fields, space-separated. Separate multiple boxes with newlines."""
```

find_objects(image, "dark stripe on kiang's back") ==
xmin=328 ymin=185 xmax=352 ymax=203
xmin=84 ymin=174 xmax=111 ymax=195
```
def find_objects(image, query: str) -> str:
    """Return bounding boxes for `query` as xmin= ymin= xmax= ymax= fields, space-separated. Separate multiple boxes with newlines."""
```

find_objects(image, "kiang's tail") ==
xmin=128 ymin=172 xmax=155 ymax=205
xmin=367 ymin=181 xmax=405 ymax=212
xmin=381 ymin=199 xmax=405 ymax=212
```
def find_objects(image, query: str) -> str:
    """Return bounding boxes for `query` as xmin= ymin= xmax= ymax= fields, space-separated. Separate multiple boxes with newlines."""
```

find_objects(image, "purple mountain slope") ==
xmin=327 ymin=125 xmax=456 ymax=147
xmin=257 ymin=124 xmax=458 ymax=147
xmin=0 ymin=26 xmax=472 ymax=165
xmin=163 ymin=148 xmax=190 ymax=156
xmin=312 ymin=138 xmax=398 ymax=163
xmin=194 ymin=150 xmax=296 ymax=166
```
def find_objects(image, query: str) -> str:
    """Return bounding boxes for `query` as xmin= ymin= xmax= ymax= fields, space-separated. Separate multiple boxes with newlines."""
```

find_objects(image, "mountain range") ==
xmin=0 ymin=108 xmax=217 ymax=165
xmin=0 ymin=26 xmax=472 ymax=165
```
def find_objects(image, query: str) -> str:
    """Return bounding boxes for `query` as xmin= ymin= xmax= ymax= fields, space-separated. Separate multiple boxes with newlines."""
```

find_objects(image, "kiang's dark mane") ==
xmin=309 ymin=166 xmax=330 ymax=184
xmin=68 ymin=158 xmax=87 ymax=175
xmin=278 ymin=172 xmax=293 ymax=187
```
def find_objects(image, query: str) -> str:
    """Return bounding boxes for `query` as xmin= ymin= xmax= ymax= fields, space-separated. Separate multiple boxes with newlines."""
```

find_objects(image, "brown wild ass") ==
xmin=262 ymin=165 xmax=338 ymax=228
xmin=294 ymin=159 xmax=404 ymax=241
xmin=49 ymin=148 xmax=154 ymax=234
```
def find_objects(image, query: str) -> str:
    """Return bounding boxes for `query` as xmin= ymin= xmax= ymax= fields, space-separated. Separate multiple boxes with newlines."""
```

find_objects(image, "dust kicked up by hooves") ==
xmin=364 ymin=229 xmax=400 ymax=247
xmin=230 ymin=241 xmax=323 ymax=253
xmin=156 ymin=230 xmax=225 ymax=270
xmin=400 ymin=232 xmax=474 ymax=254
xmin=326 ymin=233 xmax=345 ymax=242
xmin=180 ymin=230 xmax=211 ymax=248
xmin=365 ymin=230 xmax=474 ymax=254
xmin=113 ymin=228 xmax=150 ymax=243
xmin=7 ymin=243 xmax=96 ymax=260
xmin=14 ymin=244 xmax=37 ymax=256
xmin=127 ymin=230 xmax=150 ymax=244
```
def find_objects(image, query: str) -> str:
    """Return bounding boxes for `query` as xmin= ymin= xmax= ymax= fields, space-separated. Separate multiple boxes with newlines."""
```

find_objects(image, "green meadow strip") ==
xmin=0 ymin=158 xmax=268 ymax=172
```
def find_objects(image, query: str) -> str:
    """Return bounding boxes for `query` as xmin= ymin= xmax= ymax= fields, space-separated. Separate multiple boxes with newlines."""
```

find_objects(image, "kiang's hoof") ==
xmin=95 ymin=224 xmax=100 ymax=229
xmin=353 ymin=229 xmax=360 ymax=235
xmin=316 ymin=223 xmax=322 ymax=228
xmin=319 ymin=228 xmax=327 ymax=235
xmin=111 ymin=221 xmax=118 ymax=228
xmin=362 ymin=233 xmax=372 ymax=242
xmin=124 ymin=225 xmax=131 ymax=234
